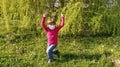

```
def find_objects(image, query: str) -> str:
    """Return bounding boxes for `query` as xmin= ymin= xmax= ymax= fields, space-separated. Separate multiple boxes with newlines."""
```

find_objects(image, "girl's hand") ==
xmin=61 ymin=13 xmax=64 ymax=17
xmin=43 ymin=12 xmax=48 ymax=17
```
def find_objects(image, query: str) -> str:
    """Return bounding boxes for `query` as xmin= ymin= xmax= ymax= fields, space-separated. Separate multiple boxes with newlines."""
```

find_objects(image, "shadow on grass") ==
xmin=58 ymin=53 xmax=103 ymax=63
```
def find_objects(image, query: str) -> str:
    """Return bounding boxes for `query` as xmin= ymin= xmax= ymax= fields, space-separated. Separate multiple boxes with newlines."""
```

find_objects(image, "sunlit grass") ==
xmin=0 ymin=35 xmax=120 ymax=67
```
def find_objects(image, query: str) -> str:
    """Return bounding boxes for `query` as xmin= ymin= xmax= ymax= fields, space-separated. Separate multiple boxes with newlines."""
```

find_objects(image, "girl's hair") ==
xmin=47 ymin=19 xmax=56 ymax=25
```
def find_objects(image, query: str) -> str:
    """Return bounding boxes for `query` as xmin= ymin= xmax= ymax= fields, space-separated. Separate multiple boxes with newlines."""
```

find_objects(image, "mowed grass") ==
xmin=0 ymin=35 xmax=120 ymax=67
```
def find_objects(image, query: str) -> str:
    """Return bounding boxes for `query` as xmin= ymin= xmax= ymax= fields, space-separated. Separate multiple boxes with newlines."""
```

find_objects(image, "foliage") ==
xmin=56 ymin=2 xmax=82 ymax=35
xmin=0 ymin=0 xmax=120 ymax=37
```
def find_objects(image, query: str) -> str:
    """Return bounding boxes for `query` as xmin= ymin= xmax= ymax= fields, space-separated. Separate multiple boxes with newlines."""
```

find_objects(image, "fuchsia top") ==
xmin=41 ymin=16 xmax=64 ymax=46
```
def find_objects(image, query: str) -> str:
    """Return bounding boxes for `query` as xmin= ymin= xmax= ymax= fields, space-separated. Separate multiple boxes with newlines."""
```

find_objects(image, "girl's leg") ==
xmin=46 ymin=45 xmax=56 ymax=62
xmin=52 ymin=49 xmax=60 ymax=57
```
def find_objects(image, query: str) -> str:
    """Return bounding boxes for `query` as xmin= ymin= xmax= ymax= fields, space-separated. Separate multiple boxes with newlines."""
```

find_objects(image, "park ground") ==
xmin=0 ymin=35 xmax=120 ymax=67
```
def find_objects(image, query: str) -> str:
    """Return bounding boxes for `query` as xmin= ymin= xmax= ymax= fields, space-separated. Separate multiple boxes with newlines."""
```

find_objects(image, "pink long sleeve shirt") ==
xmin=41 ymin=16 xmax=64 ymax=46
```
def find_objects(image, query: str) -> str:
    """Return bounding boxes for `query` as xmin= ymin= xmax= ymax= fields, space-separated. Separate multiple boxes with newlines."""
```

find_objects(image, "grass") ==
xmin=0 ymin=35 xmax=120 ymax=67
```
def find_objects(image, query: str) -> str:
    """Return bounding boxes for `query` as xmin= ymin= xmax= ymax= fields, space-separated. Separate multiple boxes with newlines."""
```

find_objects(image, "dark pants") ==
xmin=46 ymin=44 xmax=56 ymax=60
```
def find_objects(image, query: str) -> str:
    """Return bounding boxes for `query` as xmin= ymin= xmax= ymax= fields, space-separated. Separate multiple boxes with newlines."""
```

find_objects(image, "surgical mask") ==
xmin=48 ymin=25 xmax=55 ymax=30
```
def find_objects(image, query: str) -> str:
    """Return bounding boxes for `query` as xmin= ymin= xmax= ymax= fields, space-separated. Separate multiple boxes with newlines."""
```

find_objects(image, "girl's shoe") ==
xmin=48 ymin=59 xmax=53 ymax=63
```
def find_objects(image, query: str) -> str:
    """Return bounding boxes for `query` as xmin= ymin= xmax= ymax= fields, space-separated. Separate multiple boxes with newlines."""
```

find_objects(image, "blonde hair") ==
xmin=47 ymin=18 xmax=56 ymax=25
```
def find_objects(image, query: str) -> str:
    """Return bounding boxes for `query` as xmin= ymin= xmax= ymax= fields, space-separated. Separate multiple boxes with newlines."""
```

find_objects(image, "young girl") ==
xmin=41 ymin=13 xmax=64 ymax=63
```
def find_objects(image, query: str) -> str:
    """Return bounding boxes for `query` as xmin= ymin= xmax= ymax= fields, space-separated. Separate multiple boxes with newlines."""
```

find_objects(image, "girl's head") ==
xmin=47 ymin=19 xmax=56 ymax=25
xmin=47 ymin=19 xmax=56 ymax=30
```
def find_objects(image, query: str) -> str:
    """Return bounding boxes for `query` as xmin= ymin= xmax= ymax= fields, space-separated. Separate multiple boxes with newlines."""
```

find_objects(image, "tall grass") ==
xmin=0 ymin=0 xmax=120 ymax=36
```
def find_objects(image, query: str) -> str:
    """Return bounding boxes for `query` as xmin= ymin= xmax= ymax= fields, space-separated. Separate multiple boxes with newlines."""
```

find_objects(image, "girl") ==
xmin=41 ymin=13 xmax=64 ymax=63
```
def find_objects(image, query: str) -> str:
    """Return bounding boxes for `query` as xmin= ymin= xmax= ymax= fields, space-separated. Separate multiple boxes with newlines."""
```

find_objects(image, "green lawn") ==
xmin=0 ymin=35 xmax=120 ymax=67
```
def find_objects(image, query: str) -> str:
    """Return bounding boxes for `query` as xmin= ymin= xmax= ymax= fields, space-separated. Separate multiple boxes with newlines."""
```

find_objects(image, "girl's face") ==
xmin=48 ymin=24 xmax=55 ymax=30
xmin=47 ymin=20 xmax=56 ymax=30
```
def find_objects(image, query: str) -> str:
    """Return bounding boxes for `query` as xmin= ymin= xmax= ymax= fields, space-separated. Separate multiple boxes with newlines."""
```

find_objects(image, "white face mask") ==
xmin=48 ymin=25 xmax=55 ymax=30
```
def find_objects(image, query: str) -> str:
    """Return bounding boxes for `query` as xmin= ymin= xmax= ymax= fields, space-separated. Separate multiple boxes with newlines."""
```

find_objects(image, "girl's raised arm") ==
xmin=41 ymin=13 xmax=48 ymax=31
xmin=57 ymin=14 xmax=65 ymax=30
